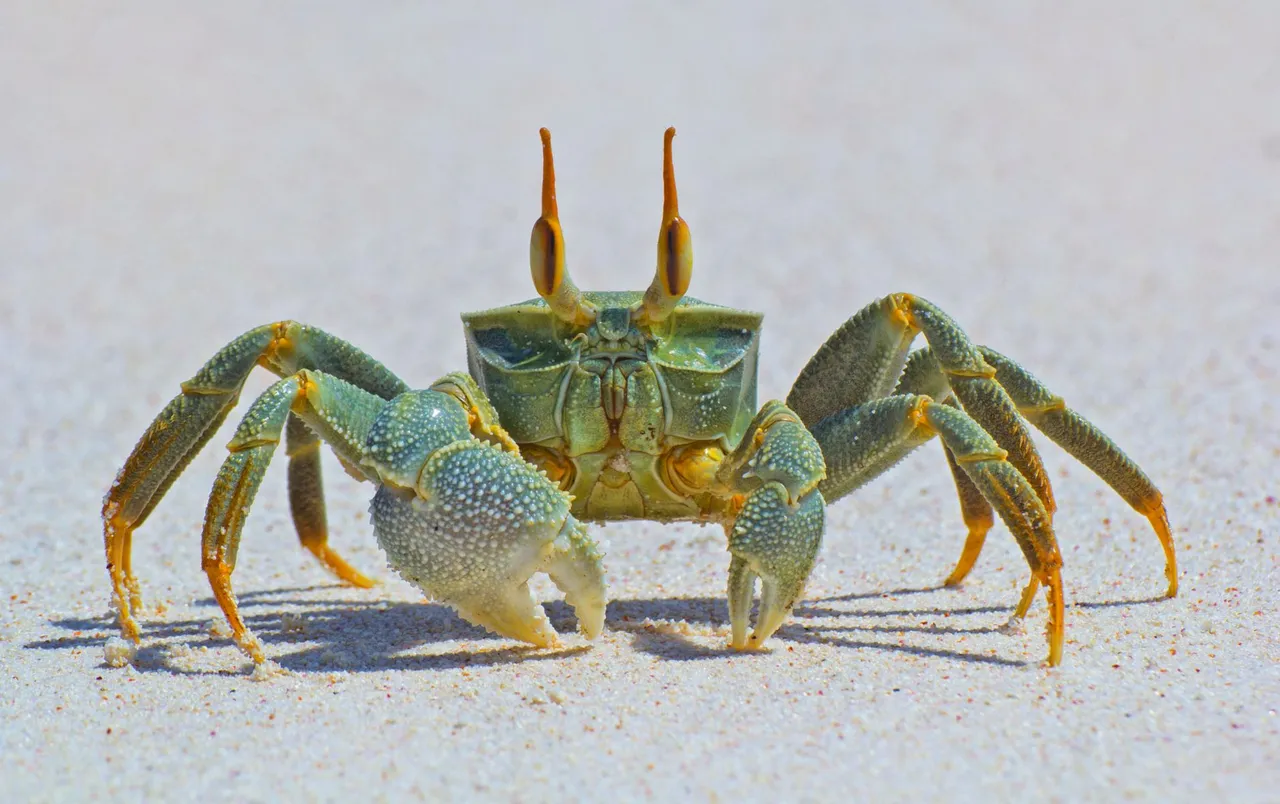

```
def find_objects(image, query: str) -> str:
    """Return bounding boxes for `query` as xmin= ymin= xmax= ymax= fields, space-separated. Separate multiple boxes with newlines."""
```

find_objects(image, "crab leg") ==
xmin=201 ymin=370 xmax=389 ymax=661
xmin=809 ymin=394 xmax=1064 ymax=665
xmin=786 ymin=295 xmax=917 ymax=424
xmin=897 ymin=345 xmax=1177 ymax=598
xmin=285 ymin=416 xmax=374 ymax=587
xmin=790 ymin=295 xmax=1055 ymax=514
xmin=977 ymin=346 xmax=1177 ymax=597
xmin=938 ymin=408 xmax=997 ymax=587
xmin=102 ymin=322 xmax=407 ymax=642
xmin=892 ymin=295 xmax=1056 ymax=514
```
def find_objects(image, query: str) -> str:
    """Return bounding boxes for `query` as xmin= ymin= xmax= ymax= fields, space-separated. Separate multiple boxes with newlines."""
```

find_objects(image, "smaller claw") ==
xmin=726 ymin=556 xmax=758 ymax=649
xmin=726 ymin=483 xmax=825 ymax=650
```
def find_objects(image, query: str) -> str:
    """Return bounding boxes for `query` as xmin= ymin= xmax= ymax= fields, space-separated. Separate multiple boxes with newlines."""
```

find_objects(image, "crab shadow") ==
xmin=602 ymin=586 xmax=1170 ymax=667
xmin=31 ymin=582 xmax=1168 ymax=674
xmin=32 ymin=586 xmax=589 ymax=675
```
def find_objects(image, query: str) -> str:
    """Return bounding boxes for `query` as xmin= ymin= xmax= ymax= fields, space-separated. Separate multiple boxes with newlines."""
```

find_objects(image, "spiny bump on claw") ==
xmin=529 ymin=128 xmax=593 ymax=326
xmin=638 ymin=127 xmax=693 ymax=325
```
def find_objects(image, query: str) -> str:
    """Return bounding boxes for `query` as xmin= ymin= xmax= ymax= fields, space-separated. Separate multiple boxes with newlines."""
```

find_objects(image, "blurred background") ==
xmin=4 ymin=0 xmax=1276 ymax=568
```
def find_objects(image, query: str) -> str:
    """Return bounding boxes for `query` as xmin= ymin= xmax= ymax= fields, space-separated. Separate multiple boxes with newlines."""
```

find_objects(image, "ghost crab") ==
xmin=102 ymin=128 xmax=1177 ymax=668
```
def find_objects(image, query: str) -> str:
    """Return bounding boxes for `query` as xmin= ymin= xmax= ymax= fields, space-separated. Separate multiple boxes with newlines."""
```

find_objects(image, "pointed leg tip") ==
xmin=1044 ymin=628 xmax=1064 ymax=667
xmin=307 ymin=543 xmax=378 ymax=588
xmin=1013 ymin=576 xmax=1040 ymax=619
xmin=1043 ymin=568 xmax=1064 ymax=667
xmin=250 ymin=660 xmax=287 ymax=681
xmin=118 ymin=617 xmax=141 ymax=644
xmin=237 ymin=633 xmax=267 ymax=665
xmin=347 ymin=573 xmax=378 ymax=590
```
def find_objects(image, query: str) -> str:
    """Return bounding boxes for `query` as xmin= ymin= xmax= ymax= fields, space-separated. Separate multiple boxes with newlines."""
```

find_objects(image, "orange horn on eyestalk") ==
xmin=530 ymin=128 xmax=593 ymax=326
xmin=638 ymin=127 xmax=693 ymax=325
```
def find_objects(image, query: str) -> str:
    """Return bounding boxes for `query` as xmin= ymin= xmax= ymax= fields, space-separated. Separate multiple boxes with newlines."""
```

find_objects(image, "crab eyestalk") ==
xmin=637 ymin=127 xmax=693 ymax=326
xmin=530 ymin=128 xmax=594 ymax=327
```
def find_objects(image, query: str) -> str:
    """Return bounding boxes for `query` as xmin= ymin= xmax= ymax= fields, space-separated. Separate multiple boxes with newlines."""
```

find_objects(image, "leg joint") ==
xmin=1017 ymin=397 xmax=1067 ymax=415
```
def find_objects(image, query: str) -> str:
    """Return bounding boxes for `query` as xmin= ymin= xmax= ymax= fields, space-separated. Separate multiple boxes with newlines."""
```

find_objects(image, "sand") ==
xmin=2 ymin=3 xmax=1277 ymax=802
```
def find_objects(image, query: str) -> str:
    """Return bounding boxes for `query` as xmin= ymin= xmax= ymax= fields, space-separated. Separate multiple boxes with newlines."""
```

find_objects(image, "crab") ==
xmin=102 ymin=128 xmax=1177 ymax=668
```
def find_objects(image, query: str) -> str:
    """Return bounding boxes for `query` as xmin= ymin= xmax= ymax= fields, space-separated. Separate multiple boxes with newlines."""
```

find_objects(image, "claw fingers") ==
xmin=726 ymin=483 xmax=824 ymax=650
xmin=543 ymin=517 xmax=606 ymax=640
xmin=727 ymin=554 xmax=804 ymax=650
xmin=727 ymin=556 xmax=757 ymax=650
xmin=748 ymin=574 xmax=798 ymax=648
xmin=453 ymin=583 xmax=560 ymax=648
xmin=451 ymin=515 xmax=607 ymax=647
xmin=370 ymin=440 xmax=608 ymax=648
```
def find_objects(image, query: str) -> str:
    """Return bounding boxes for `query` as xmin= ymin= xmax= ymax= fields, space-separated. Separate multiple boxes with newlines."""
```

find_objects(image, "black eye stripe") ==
xmin=532 ymin=218 xmax=560 ymax=295
xmin=664 ymin=224 xmax=681 ymax=293
xmin=542 ymin=230 xmax=559 ymax=292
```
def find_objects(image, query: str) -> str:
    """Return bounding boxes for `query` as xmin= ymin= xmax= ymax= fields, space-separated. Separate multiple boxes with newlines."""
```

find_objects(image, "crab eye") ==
xmin=638 ymin=127 xmax=693 ymax=325
xmin=659 ymin=216 xmax=692 ymax=298
xmin=529 ymin=216 xmax=564 ymax=297
xmin=529 ymin=128 xmax=594 ymax=326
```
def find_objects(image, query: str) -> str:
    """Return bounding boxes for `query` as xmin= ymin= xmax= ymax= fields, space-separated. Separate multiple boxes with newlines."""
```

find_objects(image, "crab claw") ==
xmin=726 ymin=482 xmax=825 ymax=649
xmin=369 ymin=438 xmax=606 ymax=647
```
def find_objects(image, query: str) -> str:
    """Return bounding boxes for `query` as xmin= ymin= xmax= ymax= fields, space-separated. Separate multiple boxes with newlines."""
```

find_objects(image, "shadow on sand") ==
xmin=28 ymin=579 xmax=1169 ymax=675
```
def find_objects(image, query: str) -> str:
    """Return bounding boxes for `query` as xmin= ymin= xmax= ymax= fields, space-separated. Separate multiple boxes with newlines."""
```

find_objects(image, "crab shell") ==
xmin=464 ymin=292 xmax=762 ymax=521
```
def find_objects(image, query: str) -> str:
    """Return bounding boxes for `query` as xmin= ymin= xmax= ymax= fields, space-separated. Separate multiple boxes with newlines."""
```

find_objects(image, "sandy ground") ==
xmin=2 ymin=3 xmax=1278 ymax=802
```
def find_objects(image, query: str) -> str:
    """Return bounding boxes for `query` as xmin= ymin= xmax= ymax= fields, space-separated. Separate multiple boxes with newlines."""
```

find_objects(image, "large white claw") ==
xmin=369 ymin=440 xmax=607 ymax=647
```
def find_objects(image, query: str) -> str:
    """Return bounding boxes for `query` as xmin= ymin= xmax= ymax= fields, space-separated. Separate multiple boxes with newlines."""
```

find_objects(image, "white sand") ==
xmin=2 ymin=3 xmax=1277 ymax=802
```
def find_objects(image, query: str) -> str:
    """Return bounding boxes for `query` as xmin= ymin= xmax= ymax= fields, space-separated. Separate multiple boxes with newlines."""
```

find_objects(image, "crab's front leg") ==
xmin=103 ymin=322 xmax=409 ymax=642
xmin=713 ymin=401 xmax=828 ymax=649
xmin=364 ymin=374 xmax=606 ymax=647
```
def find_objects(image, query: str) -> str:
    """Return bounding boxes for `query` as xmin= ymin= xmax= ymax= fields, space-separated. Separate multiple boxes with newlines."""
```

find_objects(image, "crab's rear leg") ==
xmin=934 ymin=418 xmax=995 ymax=586
xmin=285 ymin=416 xmax=374 ymax=588
xmin=103 ymin=322 xmax=407 ymax=641
xmin=810 ymin=395 xmax=1065 ymax=665
xmin=787 ymin=294 xmax=1056 ymax=516
xmin=897 ymin=346 xmax=1177 ymax=598
xmin=979 ymin=347 xmax=1176 ymax=597
xmin=201 ymin=370 xmax=388 ymax=661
